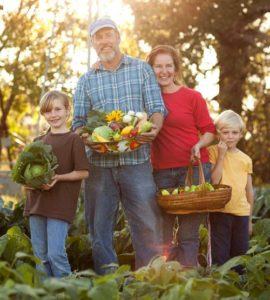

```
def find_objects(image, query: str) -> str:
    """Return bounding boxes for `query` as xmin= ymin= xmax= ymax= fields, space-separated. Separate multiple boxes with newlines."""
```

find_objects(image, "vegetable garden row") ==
xmin=0 ymin=187 xmax=270 ymax=299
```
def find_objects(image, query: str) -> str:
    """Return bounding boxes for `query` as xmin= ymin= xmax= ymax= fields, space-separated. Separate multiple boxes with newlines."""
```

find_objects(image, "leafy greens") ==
xmin=11 ymin=140 xmax=58 ymax=189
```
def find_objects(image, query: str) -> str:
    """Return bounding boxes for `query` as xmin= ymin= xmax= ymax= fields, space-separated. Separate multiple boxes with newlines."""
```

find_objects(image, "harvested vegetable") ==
xmin=12 ymin=140 xmax=58 ymax=189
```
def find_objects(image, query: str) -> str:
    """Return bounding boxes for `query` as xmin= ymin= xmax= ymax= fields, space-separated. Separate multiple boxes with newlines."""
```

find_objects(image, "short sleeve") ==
xmin=207 ymin=145 xmax=217 ymax=165
xmin=247 ymin=157 xmax=253 ymax=174
xmin=193 ymin=91 xmax=215 ymax=134
xmin=72 ymin=134 xmax=89 ymax=171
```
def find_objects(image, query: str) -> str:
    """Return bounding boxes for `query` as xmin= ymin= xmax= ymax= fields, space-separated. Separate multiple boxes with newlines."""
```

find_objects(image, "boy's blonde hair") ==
xmin=40 ymin=90 xmax=70 ymax=115
xmin=215 ymin=110 xmax=245 ymax=132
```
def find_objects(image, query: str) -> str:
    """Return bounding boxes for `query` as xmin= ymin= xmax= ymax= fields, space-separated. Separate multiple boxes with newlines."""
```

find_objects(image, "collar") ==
xmin=94 ymin=54 xmax=132 ymax=72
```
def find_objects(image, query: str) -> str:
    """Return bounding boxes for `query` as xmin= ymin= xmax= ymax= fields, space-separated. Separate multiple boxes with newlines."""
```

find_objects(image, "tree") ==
xmin=125 ymin=0 xmax=270 ymax=184
xmin=0 ymin=0 xmax=86 ymax=164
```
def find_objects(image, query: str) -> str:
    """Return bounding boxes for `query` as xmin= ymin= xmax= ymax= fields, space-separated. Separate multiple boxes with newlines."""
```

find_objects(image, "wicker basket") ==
xmin=156 ymin=159 xmax=232 ymax=214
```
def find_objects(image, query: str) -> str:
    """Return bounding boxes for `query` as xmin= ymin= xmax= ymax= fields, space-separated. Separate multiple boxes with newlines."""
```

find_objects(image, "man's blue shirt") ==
xmin=72 ymin=55 xmax=166 ymax=167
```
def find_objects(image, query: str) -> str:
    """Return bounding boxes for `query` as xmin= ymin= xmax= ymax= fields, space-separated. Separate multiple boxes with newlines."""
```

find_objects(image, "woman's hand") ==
xmin=191 ymin=143 xmax=201 ymax=160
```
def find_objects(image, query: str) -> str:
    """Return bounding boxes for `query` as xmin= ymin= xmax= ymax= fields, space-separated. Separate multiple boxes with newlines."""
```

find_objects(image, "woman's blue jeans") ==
xmin=29 ymin=215 xmax=71 ymax=278
xmin=84 ymin=161 xmax=162 ymax=275
xmin=153 ymin=163 xmax=211 ymax=266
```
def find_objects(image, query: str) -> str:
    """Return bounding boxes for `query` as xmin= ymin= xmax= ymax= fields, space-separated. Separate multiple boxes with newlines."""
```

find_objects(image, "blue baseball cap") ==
xmin=89 ymin=17 xmax=118 ymax=36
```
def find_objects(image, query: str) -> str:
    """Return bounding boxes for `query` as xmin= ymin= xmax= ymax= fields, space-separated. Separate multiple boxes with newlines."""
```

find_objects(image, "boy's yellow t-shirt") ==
xmin=207 ymin=145 xmax=252 ymax=216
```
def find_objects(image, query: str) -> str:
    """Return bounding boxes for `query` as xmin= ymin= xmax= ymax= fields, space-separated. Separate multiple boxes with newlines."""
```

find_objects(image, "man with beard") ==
xmin=72 ymin=17 xmax=166 ymax=275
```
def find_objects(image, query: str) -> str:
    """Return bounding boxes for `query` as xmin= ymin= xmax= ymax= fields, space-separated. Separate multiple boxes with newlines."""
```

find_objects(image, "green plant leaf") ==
xmin=0 ymin=235 xmax=8 ymax=258
xmin=215 ymin=255 xmax=248 ymax=276
xmin=88 ymin=279 xmax=119 ymax=300
xmin=3 ymin=226 xmax=32 ymax=264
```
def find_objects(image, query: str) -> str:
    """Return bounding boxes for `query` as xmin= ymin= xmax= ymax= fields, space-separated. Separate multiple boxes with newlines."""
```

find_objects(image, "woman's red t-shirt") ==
xmin=151 ymin=86 xmax=215 ymax=169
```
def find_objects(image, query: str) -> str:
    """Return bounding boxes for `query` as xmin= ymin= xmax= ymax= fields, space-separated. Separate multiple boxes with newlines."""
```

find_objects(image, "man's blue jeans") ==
xmin=29 ymin=215 xmax=71 ymax=278
xmin=153 ymin=163 xmax=211 ymax=266
xmin=84 ymin=161 xmax=162 ymax=274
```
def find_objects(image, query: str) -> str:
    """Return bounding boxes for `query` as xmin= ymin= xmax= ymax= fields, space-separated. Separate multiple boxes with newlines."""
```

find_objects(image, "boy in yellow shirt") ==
xmin=208 ymin=110 xmax=254 ymax=266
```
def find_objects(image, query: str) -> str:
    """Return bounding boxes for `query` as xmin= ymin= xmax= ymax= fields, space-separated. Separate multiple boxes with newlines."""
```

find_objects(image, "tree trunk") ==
xmin=0 ymin=92 xmax=15 ymax=164
xmin=217 ymin=44 xmax=249 ymax=114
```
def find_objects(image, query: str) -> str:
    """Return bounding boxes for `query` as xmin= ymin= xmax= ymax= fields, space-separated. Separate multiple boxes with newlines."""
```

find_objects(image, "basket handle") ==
xmin=185 ymin=158 xmax=206 ymax=186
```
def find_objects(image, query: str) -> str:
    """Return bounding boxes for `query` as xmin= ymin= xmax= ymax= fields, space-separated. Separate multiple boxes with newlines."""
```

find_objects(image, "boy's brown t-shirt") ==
xmin=24 ymin=131 xmax=89 ymax=223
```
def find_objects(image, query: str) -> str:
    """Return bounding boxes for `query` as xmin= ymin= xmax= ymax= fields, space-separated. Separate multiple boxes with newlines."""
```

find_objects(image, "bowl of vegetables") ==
xmin=81 ymin=110 xmax=153 ymax=154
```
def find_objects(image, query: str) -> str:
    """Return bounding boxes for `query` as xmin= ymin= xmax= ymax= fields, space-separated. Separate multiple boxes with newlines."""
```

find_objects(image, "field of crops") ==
xmin=0 ymin=188 xmax=270 ymax=299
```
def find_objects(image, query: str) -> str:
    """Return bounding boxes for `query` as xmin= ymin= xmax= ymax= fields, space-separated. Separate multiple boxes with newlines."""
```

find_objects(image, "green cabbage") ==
xmin=91 ymin=126 xmax=114 ymax=142
xmin=12 ymin=140 xmax=58 ymax=189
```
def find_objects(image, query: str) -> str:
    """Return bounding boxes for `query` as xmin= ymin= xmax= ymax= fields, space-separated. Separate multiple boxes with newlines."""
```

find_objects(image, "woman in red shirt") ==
xmin=147 ymin=45 xmax=215 ymax=266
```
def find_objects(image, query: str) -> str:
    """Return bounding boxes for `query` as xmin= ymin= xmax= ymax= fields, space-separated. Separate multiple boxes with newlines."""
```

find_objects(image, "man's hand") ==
xmin=81 ymin=132 xmax=92 ymax=147
xmin=80 ymin=132 xmax=107 ymax=153
xmin=135 ymin=124 xmax=159 ymax=144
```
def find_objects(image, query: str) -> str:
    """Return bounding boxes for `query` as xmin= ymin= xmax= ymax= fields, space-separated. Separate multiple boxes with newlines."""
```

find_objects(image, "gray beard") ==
xmin=98 ymin=50 xmax=117 ymax=62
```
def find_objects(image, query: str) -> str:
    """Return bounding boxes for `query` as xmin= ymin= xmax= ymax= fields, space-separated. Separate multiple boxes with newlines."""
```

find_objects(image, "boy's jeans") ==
xmin=209 ymin=212 xmax=249 ymax=265
xmin=153 ymin=163 xmax=211 ymax=266
xmin=84 ymin=161 xmax=162 ymax=275
xmin=29 ymin=215 xmax=71 ymax=278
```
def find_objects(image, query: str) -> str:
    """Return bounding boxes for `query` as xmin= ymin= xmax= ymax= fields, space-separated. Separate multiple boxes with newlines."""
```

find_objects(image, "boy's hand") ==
xmin=217 ymin=140 xmax=228 ymax=157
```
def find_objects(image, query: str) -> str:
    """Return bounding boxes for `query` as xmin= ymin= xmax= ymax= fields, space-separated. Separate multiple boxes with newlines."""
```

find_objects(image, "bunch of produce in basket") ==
xmin=157 ymin=159 xmax=232 ymax=213
xmin=160 ymin=182 xmax=217 ymax=196
xmin=81 ymin=110 xmax=153 ymax=153
xmin=11 ymin=140 xmax=58 ymax=189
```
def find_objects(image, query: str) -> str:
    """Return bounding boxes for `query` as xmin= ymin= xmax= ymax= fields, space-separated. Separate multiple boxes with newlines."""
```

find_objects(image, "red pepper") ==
xmin=98 ymin=144 xmax=108 ymax=153
xmin=129 ymin=128 xmax=139 ymax=137
xmin=130 ymin=140 xmax=140 ymax=150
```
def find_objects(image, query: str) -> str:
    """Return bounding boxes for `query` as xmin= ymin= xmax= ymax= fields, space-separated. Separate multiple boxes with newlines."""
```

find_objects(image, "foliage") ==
xmin=81 ymin=110 xmax=107 ymax=136
xmin=0 ymin=226 xmax=32 ymax=264
xmin=1 ymin=231 xmax=270 ymax=299
xmin=253 ymin=186 xmax=270 ymax=219
xmin=0 ymin=0 xmax=86 ymax=159
xmin=0 ymin=188 xmax=270 ymax=298
xmin=0 ymin=197 xmax=29 ymax=236
xmin=67 ymin=199 xmax=134 ymax=272
xmin=124 ymin=0 xmax=270 ymax=184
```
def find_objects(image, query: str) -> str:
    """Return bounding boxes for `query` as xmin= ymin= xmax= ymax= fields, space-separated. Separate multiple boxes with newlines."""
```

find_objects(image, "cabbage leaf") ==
xmin=11 ymin=140 xmax=58 ymax=189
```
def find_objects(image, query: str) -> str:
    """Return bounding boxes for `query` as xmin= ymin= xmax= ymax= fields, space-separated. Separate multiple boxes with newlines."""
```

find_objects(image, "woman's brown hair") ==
xmin=146 ymin=45 xmax=182 ymax=85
